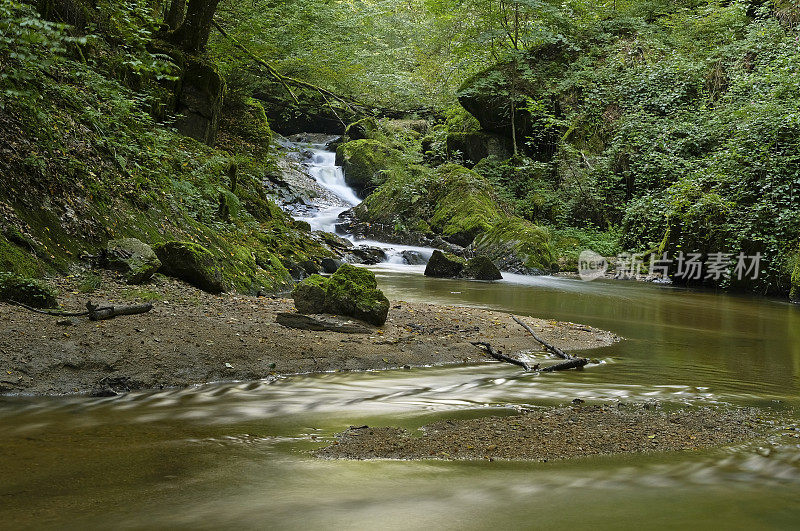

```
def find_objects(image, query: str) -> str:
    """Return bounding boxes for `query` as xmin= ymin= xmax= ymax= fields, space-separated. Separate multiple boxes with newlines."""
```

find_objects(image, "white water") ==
xmin=296 ymin=143 xmax=435 ymax=265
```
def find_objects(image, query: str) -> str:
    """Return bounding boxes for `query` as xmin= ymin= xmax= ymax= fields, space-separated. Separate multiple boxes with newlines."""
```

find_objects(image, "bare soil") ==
xmin=0 ymin=271 xmax=619 ymax=396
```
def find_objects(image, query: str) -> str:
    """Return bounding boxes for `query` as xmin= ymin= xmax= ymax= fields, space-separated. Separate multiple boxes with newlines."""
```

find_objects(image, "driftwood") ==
xmin=86 ymin=302 xmax=153 ymax=321
xmin=511 ymin=315 xmax=572 ymax=360
xmin=6 ymin=300 xmax=152 ymax=320
xmin=540 ymin=358 xmax=589 ymax=372
xmin=471 ymin=341 xmax=531 ymax=371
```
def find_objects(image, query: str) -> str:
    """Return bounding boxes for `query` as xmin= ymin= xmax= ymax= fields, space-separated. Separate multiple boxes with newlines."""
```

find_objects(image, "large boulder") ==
xmin=174 ymin=56 xmax=226 ymax=146
xmin=325 ymin=264 xmax=389 ymax=326
xmin=292 ymin=274 xmax=329 ymax=313
xmin=345 ymin=117 xmax=380 ymax=140
xmin=102 ymin=238 xmax=161 ymax=284
xmin=424 ymin=250 xmax=466 ymax=278
xmin=290 ymin=265 xmax=390 ymax=326
xmin=0 ymin=272 xmax=58 ymax=308
xmin=336 ymin=139 xmax=402 ymax=197
xmin=446 ymin=132 xmax=512 ymax=166
xmin=154 ymin=241 xmax=224 ymax=293
xmin=462 ymin=255 xmax=502 ymax=280
xmin=472 ymin=218 xmax=554 ymax=274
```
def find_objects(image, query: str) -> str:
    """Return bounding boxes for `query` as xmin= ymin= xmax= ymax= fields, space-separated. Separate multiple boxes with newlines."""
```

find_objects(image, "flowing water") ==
xmin=2 ymin=146 xmax=800 ymax=529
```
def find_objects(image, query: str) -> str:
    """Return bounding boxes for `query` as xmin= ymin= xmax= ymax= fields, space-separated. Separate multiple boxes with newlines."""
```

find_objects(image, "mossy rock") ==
xmin=345 ymin=117 xmax=380 ymax=140
xmin=292 ymin=274 xmax=329 ymax=314
xmin=446 ymin=132 xmax=512 ymax=166
xmin=102 ymin=238 xmax=161 ymax=285
xmin=0 ymin=272 xmax=58 ymax=309
xmin=472 ymin=218 xmax=554 ymax=273
xmin=154 ymin=241 xmax=224 ymax=293
xmin=336 ymin=139 xmax=402 ymax=197
xmin=462 ymin=255 xmax=502 ymax=280
xmin=428 ymin=164 xmax=507 ymax=246
xmin=218 ymin=190 xmax=241 ymax=222
xmin=325 ymin=264 xmax=389 ymax=326
xmin=292 ymin=219 xmax=312 ymax=232
xmin=424 ymin=250 xmax=466 ymax=278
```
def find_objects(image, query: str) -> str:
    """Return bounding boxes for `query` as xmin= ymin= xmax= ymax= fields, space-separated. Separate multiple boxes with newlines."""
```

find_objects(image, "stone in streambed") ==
xmin=292 ymin=274 xmax=328 ymax=314
xmin=462 ymin=255 xmax=502 ymax=280
xmin=325 ymin=264 xmax=389 ymax=326
xmin=424 ymin=250 xmax=466 ymax=278
xmin=289 ymin=265 xmax=389 ymax=326
xmin=321 ymin=257 xmax=345 ymax=273
xmin=401 ymin=250 xmax=427 ymax=265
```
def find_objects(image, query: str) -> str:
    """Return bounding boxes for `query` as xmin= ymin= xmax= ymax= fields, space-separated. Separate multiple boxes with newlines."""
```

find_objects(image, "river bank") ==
xmin=0 ymin=271 xmax=619 ymax=396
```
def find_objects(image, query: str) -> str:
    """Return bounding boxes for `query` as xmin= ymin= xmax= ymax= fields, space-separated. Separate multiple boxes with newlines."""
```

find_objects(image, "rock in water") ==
xmin=102 ymin=238 xmax=161 ymax=284
xmin=292 ymin=274 xmax=329 ymax=314
xmin=462 ymin=255 xmax=502 ymax=280
xmin=324 ymin=264 xmax=390 ymax=326
xmin=0 ymin=273 xmax=58 ymax=308
xmin=424 ymin=250 xmax=466 ymax=278
xmin=154 ymin=241 xmax=224 ymax=293
xmin=401 ymin=250 xmax=426 ymax=265
xmin=321 ymin=258 xmax=345 ymax=273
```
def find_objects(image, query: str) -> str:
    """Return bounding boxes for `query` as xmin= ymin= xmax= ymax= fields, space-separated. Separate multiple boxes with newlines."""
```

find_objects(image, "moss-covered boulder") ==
xmin=0 ymin=272 xmax=58 ymax=308
xmin=472 ymin=218 xmax=554 ymax=274
xmin=463 ymin=255 xmax=502 ymax=280
xmin=424 ymin=250 xmax=466 ymax=278
xmin=336 ymin=139 xmax=402 ymax=197
xmin=325 ymin=264 xmax=389 ymax=326
xmin=292 ymin=274 xmax=329 ymax=314
xmin=446 ymin=132 xmax=512 ymax=166
xmin=174 ymin=56 xmax=226 ymax=146
xmin=345 ymin=117 xmax=380 ymax=140
xmin=154 ymin=241 xmax=224 ymax=293
xmin=102 ymin=238 xmax=161 ymax=284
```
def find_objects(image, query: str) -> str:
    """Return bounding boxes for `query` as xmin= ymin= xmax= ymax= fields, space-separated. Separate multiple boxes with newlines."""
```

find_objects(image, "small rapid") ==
xmin=294 ymin=142 xmax=436 ymax=266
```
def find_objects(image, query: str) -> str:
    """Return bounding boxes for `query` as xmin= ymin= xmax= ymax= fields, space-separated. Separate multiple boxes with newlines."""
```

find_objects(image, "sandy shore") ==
xmin=0 ymin=272 xmax=619 ymax=396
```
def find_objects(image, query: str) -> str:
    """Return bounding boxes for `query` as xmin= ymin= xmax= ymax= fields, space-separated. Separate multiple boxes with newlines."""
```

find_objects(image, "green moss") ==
xmin=428 ymin=164 xmax=507 ymax=246
xmin=423 ymin=249 xmax=466 ymax=278
xmin=325 ymin=264 xmax=389 ymax=326
xmin=154 ymin=241 xmax=224 ymax=293
xmin=336 ymin=139 xmax=403 ymax=194
xmin=345 ymin=117 xmax=380 ymax=140
xmin=0 ymin=236 xmax=44 ymax=278
xmin=463 ymin=255 xmax=502 ymax=280
xmin=292 ymin=274 xmax=329 ymax=314
xmin=0 ymin=272 xmax=59 ymax=308
xmin=473 ymin=217 xmax=554 ymax=271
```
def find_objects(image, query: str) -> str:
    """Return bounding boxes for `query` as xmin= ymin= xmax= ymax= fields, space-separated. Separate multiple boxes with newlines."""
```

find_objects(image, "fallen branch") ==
xmin=540 ymin=358 xmax=589 ymax=372
xmin=471 ymin=341 xmax=531 ymax=371
xmin=86 ymin=301 xmax=153 ymax=321
xmin=511 ymin=315 xmax=572 ymax=360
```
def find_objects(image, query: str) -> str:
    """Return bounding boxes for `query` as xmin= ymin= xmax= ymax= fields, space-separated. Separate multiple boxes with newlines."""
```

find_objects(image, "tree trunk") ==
xmin=170 ymin=0 xmax=221 ymax=54
xmin=164 ymin=0 xmax=186 ymax=30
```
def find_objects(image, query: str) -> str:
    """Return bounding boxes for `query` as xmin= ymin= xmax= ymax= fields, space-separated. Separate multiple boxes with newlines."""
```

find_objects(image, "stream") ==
xmin=1 ymin=143 xmax=799 ymax=529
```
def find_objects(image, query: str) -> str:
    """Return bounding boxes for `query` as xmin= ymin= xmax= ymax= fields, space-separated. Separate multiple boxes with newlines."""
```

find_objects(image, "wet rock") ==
xmin=292 ymin=274 xmax=328 ymax=314
xmin=154 ymin=241 xmax=224 ymax=294
xmin=347 ymin=246 xmax=387 ymax=265
xmin=0 ymin=273 xmax=59 ymax=309
xmin=321 ymin=258 xmax=345 ymax=273
xmin=424 ymin=250 xmax=466 ymax=278
xmin=325 ymin=264 xmax=389 ymax=326
xmin=101 ymin=238 xmax=161 ymax=284
xmin=462 ymin=255 xmax=502 ymax=280
xmin=401 ymin=250 xmax=427 ymax=265
xmin=336 ymin=139 xmax=402 ymax=197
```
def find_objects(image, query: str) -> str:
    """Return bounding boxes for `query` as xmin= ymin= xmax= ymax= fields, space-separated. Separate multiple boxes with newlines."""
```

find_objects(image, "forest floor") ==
xmin=0 ymin=271 xmax=619 ymax=396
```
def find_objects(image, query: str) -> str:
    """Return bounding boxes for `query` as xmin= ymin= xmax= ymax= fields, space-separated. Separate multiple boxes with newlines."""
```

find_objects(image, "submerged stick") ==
xmin=471 ymin=341 xmax=531 ymax=371
xmin=511 ymin=315 xmax=572 ymax=360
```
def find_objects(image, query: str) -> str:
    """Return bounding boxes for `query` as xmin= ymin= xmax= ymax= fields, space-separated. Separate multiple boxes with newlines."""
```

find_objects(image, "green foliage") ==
xmin=0 ymin=272 xmax=58 ymax=308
